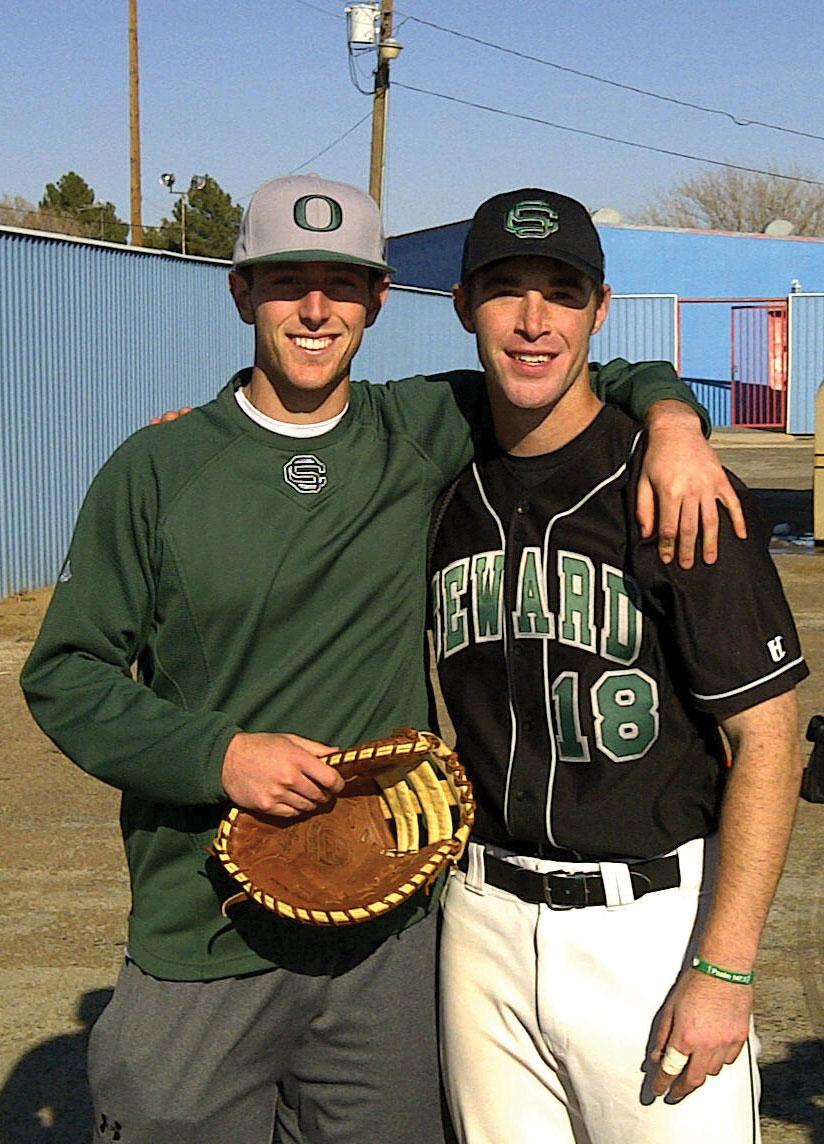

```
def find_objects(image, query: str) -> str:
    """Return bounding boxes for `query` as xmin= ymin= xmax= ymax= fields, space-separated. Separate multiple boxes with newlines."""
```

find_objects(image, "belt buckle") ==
xmin=541 ymin=870 xmax=587 ymax=910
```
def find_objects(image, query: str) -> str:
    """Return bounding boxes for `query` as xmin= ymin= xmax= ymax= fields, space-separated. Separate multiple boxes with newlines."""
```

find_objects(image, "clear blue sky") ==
xmin=2 ymin=0 xmax=822 ymax=237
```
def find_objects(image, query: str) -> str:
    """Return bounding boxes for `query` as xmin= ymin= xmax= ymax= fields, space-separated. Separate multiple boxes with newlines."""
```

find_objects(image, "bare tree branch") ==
xmin=634 ymin=166 xmax=824 ymax=235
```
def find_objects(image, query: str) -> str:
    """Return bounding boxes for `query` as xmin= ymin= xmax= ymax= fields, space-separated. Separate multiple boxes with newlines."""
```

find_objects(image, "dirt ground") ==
xmin=0 ymin=434 xmax=822 ymax=1142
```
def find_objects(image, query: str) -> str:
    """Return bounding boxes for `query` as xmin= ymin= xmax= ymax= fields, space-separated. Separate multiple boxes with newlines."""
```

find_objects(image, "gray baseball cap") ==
xmin=233 ymin=174 xmax=393 ymax=273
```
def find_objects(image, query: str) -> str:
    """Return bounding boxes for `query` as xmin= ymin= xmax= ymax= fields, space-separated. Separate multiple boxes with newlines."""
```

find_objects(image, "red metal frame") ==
xmin=677 ymin=297 xmax=788 ymax=431
xmin=730 ymin=303 xmax=788 ymax=429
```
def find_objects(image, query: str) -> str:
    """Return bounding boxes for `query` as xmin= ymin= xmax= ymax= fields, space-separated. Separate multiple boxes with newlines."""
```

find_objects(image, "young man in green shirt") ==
xmin=22 ymin=175 xmax=741 ymax=1144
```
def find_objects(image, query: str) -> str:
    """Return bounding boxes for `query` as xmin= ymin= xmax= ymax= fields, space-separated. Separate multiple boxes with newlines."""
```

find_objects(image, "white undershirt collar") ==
xmin=235 ymin=386 xmax=348 ymax=438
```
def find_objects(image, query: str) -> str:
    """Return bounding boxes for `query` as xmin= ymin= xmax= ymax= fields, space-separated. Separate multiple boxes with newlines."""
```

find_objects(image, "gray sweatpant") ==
xmin=87 ymin=910 xmax=447 ymax=1144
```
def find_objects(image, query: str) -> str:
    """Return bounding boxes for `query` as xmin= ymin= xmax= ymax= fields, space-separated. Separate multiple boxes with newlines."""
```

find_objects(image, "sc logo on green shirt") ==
xmin=283 ymin=455 xmax=328 ymax=494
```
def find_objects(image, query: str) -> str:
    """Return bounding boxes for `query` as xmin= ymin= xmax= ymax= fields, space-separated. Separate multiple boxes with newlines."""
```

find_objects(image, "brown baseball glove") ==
xmin=211 ymin=728 xmax=474 ymax=926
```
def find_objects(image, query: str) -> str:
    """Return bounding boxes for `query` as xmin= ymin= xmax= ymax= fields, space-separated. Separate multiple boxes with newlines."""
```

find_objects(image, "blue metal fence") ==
xmin=591 ymin=294 xmax=678 ymax=366
xmin=682 ymin=379 xmax=732 ymax=428
xmin=351 ymin=286 xmax=479 ymax=380
xmin=354 ymin=290 xmax=680 ymax=379
xmin=0 ymin=228 xmax=250 ymax=594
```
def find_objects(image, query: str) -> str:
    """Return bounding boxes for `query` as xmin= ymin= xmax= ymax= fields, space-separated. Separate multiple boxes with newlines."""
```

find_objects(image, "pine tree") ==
xmin=38 ymin=171 xmax=129 ymax=242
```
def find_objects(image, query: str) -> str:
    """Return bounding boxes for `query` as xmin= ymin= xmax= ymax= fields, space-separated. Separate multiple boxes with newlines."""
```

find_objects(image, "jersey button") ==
xmin=515 ymin=502 xmax=530 ymax=514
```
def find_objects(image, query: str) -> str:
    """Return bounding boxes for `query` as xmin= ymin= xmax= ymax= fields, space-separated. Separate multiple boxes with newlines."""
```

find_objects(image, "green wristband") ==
xmin=691 ymin=956 xmax=755 ymax=986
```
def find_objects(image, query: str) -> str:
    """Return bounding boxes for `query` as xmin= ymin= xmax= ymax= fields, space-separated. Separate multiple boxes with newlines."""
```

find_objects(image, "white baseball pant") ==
xmin=440 ymin=836 xmax=761 ymax=1144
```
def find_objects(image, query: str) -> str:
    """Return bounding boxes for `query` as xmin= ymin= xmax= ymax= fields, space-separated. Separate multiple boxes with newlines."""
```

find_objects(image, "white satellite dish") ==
xmin=764 ymin=218 xmax=794 ymax=237
xmin=591 ymin=208 xmax=623 ymax=225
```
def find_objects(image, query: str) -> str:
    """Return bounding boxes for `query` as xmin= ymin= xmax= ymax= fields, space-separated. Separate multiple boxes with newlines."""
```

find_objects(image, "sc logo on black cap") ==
xmin=504 ymin=200 xmax=559 ymax=240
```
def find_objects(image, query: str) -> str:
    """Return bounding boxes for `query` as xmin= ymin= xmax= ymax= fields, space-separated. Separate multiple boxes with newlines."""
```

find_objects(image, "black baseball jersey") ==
xmin=430 ymin=405 xmax=808 ymax=861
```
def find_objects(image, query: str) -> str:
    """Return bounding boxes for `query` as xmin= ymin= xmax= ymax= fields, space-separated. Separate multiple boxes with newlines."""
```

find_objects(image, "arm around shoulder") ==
xmin=593 ymin=358 xmax=746 ymax=568
xmin=591 ymin=358 xmax=710 ymax=435
xmin=374 ymin=370 xmax=485 ymax=483
xmin=639 ymin=404 xmax=747 ymax=569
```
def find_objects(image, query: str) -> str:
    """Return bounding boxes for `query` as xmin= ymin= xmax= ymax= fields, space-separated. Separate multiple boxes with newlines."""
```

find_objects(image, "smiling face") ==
xmin=454 ymin=256 xmax=611 ymax=452
xmin=229 ymin=261 xmax=389 ymax=420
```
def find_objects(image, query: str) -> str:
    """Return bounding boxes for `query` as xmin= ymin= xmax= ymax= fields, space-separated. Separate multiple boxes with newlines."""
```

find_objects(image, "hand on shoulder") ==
xmin=149 ymin=406 xmax=193 ymax=425
xmin=638 ymin=401 xmax=747 ymax=569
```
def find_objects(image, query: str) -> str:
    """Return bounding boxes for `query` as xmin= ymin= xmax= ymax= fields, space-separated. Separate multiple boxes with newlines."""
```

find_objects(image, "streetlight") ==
xmin=78 ymin=203 xmax=106 ymax=239
xmin=345 ymin=1 xmax=403 ymax=209
xmin=159 ymin=173 xmax=206 ymax=255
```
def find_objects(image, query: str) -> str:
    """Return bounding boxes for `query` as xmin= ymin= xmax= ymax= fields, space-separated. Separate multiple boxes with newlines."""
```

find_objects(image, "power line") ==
xmin=393 ymin=82 xmax=824 ymax=188
xmin=225 ymin=113 xmax=375 ymax=204
xmin=399 ymin=13 xmax=824 ymax=145
xmin=348 ymin=43 xmax=375 ymax=95
xmin=288 ymin=111 xmax=373 ymax=173
xmin=0 ymin=204 xmax=121 ymax=231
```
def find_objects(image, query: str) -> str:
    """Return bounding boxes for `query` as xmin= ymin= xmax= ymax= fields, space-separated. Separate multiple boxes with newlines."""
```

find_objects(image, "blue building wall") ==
xmin=387 ymin=220 xmax=824 ymax=299
xmin=683 ymin=379 xmax=731 ymax=429
xmin=602 ymin=228 xmax=822 ymax=390
xmin=351 ymin=286 xmax=479 ymax=380
xmin=679 ymin=304 xmax=734 ymax=382
xmin=591 ymin=295 xmax=677 ymax=366
xmin=599 ymin=226 xmax=823 ymax=297
xmin=1 ymin=230 xmax=483 ymax=593
xmin=387 ymin=224 xmax=466 ymax=294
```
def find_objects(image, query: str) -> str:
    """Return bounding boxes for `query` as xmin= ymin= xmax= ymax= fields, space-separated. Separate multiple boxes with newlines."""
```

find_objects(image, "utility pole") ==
xmin=368 ymin=0 xmax=401 ymax=209
xmin=129 ymin=0 xmax=144 ymax=246
xmin=346 ymin=1 xmax=402 ymax=209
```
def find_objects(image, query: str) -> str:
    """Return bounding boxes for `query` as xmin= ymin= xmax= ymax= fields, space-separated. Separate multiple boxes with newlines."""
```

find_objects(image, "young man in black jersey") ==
xmin=431 ymin=189 xmax=807 ymax=1144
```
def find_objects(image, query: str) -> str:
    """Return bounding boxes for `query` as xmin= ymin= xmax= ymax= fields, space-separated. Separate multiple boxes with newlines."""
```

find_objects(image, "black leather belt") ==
xmin=457 ymin=850 xmax=680 ymax=909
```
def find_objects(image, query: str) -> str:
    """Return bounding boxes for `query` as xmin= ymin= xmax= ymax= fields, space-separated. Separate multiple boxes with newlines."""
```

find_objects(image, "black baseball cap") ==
xmin=460 ymin=188 xmax=605 ymax=286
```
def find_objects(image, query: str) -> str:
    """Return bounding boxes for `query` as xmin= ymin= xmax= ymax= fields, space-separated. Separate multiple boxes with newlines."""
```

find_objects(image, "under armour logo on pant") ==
xmin=98 ymin=1113 xmax=122 ymax=1140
